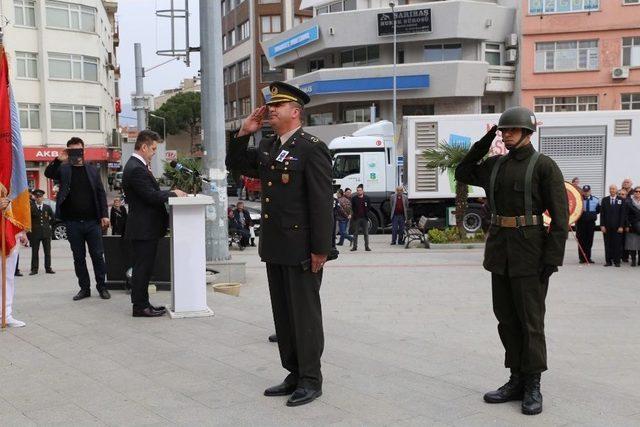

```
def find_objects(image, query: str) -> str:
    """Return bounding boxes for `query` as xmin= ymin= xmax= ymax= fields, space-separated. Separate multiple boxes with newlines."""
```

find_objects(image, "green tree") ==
xmin=149 ymin=92 xmax=201 ymax=155
xmin=160 ymin=156 xmax=204 ymax=194
xmin=422 ymin=141 xmax=472 ymax=237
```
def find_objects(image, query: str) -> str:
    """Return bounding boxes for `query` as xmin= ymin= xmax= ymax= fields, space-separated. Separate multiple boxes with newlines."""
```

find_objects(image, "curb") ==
xmin=429 ymin=243 xmax=485 ymax=250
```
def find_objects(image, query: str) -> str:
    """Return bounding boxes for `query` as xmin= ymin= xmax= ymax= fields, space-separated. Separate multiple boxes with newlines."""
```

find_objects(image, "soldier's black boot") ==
xmin=521 ymin=373 xmax=543 ymax=415
xmin=483 ymin=370 xmax=523 ymax=403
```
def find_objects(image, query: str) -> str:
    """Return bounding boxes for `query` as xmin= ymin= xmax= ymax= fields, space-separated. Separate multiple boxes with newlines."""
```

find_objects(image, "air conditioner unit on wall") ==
xmin=612 ymin=67 xmax=629 ymax=79
xmin=505 ymin=49 xmax=517 ymax=64
xmin=505 ymin=33 xmax=518 ymax=48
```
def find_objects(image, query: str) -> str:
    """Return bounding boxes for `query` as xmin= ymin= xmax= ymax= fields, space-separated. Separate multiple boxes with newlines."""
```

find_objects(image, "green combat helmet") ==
xmin=498 ymin=107 xmax=537 ymax=133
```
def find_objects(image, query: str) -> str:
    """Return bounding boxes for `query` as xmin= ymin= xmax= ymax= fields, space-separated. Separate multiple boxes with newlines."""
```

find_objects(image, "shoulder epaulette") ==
xmin=298 ymin=130 xmax=321 ymax=143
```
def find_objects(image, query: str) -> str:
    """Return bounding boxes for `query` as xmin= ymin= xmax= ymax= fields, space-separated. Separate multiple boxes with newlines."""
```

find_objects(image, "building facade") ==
xmin=260 ymin=0 xmax=520 ymax=131
xmin=2 ymin=0 xmax=120 ymax=195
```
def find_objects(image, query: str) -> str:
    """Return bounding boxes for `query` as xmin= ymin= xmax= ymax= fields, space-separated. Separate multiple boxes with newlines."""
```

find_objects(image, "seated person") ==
xmin=229 ymin=202 xmax=252 ymax=247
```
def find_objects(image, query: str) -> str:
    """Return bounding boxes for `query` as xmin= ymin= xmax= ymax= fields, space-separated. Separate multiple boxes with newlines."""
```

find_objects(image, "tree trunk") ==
xmin=454 ymin=181 xmax=469 ymax=238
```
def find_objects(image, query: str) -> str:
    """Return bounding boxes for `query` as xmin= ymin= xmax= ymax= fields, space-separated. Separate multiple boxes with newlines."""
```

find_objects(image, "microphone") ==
xmin=169 ymin=160 xmax=210 ymax=182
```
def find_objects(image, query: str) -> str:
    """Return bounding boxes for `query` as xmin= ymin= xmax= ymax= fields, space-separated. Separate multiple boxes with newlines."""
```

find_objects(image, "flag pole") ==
xmin=1 ymin=187 xmax=7 ymax=329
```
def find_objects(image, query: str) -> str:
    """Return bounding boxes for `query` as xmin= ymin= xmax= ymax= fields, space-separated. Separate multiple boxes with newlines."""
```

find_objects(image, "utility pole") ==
xmin=200 ymin=0 xmax=229 ymax=261
xmin=133 ymin=43 xmax=147 ymax=130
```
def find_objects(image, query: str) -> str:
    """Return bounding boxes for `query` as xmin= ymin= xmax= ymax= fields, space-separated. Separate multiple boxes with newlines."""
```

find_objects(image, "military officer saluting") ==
xmin=226 ymin=82 xmax=333 ymax=407
xmin=456 ymin=107 xmax=568 ymax=415
xmin=28 ymin=189 xmax=56 ymax=275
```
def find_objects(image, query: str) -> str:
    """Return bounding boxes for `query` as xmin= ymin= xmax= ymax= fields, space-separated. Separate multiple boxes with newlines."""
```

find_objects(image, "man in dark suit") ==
xmin=576 ymin=185 xmax=599 ymax=264
xmin=231 ymin=201 xmax=252 ymax=247
xmin=45 ymin=137 xmax=111 ymax=300
xmin=351 ymin=184 xmax=372 ymax=251
xmin=122 ymin=130 xmax=187 ymax=317
xmin=226 ymin=82 xmax=333 ymax=407
xmin=600 ymin=184 xmax=627 ymax=267
xmin=28 ymin=189 xmax=55 ymax=275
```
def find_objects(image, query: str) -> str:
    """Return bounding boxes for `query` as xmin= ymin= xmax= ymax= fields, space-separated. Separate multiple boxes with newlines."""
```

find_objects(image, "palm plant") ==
xmin=422 ymin=141 xmax=471 ymax=236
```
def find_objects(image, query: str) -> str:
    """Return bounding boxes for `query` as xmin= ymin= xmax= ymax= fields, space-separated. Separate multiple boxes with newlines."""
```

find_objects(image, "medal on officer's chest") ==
xmin=281 ymin=173 xmax=290 ymax=184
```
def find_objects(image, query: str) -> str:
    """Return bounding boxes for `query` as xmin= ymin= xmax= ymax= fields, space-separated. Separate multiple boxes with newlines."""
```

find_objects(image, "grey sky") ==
xmin=118 ymin=0 xmax=201 ymax=105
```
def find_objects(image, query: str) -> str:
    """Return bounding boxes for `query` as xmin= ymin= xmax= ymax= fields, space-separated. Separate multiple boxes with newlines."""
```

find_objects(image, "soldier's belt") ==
xmin=491 ymin=214 xmax=542 ymax=228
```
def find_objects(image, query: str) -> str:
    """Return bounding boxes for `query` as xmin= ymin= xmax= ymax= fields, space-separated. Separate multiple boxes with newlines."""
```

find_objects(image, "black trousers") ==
xmin=491 ymin=273 xmax=549 ymax=374
xmin=266 ymin=263 xmax=324 ymax=390
xmin=30 ymin=236 xmax=52 ymax=272
xmin=352 ymin=218 xmax=369 ymax=249
xmin=66 ymin=220 xmax=107 ymax=291
xmin=130 ymin=239 xmax=159 ymax=310
xmin=575 ymin=219 xmax=595 ymax=262
xmin=603 ymin=228 xmax=623 ymax=264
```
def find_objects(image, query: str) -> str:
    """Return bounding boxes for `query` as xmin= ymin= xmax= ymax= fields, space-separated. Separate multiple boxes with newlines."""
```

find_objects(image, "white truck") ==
xmin=329 ymin=110 xmax=640 ymax=233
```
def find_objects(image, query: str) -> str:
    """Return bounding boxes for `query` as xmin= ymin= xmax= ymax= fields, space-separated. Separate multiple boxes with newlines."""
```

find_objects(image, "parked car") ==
xmin=41 ymin=199 xmax=67 ymax=240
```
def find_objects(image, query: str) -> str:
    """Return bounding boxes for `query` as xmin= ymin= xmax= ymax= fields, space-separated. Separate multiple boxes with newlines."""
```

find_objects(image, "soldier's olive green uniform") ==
xmin=226 ymin=128 xmax=333 ymax=390
xmin=455 ymin=135 xmax=568 ymax=374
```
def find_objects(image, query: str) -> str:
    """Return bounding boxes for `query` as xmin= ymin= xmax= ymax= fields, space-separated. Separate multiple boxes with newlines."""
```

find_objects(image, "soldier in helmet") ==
xmin=456 ymin=107 xmax=568 ymax=415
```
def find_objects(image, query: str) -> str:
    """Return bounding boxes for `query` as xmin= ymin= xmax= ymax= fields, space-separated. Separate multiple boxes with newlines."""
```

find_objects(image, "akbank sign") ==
xmin=268 ymin=26 xmax=320 ymax=58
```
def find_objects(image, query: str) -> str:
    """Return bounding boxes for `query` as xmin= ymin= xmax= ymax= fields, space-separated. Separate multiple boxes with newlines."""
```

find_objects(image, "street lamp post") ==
xmin=389 ymin=2 xmax=397 ymax=142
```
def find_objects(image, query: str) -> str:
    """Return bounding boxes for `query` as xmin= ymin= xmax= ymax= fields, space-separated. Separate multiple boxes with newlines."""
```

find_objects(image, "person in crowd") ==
xmin=231 ymin=201 xmax=252 ymax=247
xmin=351 ymin=184 xmax=371 ymax=252
xmin=0 ymin=197 xmax=29 ymax=327
xmin=621 ymin=178 xmax=633 ymax=195
xmin=576 ymin=185 xmax=599 ymax=264
xmin=44 ymin=137 xmax=111 ymax=301
xmin=336 ymin=188 xmax=353 ymax=246
xmin=237 ymin=174 xmax=245 ymax=200
xmin=600 ymin=184 xmax=627 ymax=267
xmin=27 ymin=189 xmax=55 ymax=275
xmin=123 ymin=130 xmax=187 ymax=317
xmin=571 ymin=177 xmax=580 ymax=190
xmin=390 ymin=186 xmax=409 ymax=245
xmin=226 ymin=81 xmax=332 ymax=407
xmin=619 ymin=188 xmax=630 ymax=262
xmin=109 ymin=196 xmax=128 ymax=236
xmin=625 ymin=186 xmax=640 ymax=266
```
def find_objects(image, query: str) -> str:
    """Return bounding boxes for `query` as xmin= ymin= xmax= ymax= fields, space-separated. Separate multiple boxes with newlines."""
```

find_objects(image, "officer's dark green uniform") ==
xmin=455 ymin=107 xmax=568 ymax=415
xmin=226 ymin=82 xmax=333 ymax=401
xmin=28 ymin=190 xmax=55 ymax=274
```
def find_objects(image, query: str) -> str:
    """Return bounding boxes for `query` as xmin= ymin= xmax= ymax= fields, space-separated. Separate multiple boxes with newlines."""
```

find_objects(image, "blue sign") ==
xmin=448 ymin=134 xmax=471 ymax=149
xmin=268 ymin=26 xmax=320 ymax=58
xmin=299 ymin=75 xmax=429 ymax=95
xmin=397 ymin=156 xmax=404 ymax=166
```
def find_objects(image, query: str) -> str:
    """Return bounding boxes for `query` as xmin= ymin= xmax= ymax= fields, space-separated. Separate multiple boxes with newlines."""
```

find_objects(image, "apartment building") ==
xmin=222 ymin=0 xmax=311 ymax=132
xmin=1 ymin=0 xmax=119 ymax=194
xmin=521 ymin=0 xmax=640 ymax=112
xmin=260 ymin=0 xmax=520 ymax=130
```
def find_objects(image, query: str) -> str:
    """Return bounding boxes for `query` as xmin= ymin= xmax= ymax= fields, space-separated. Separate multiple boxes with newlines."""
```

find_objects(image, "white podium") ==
xmin=167 ymin=195 xmax=214 ymax=319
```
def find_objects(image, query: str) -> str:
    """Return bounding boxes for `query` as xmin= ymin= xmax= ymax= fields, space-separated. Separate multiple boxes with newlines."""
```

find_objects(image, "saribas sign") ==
xmin=377 ymin=8 xmax=431 ymax=37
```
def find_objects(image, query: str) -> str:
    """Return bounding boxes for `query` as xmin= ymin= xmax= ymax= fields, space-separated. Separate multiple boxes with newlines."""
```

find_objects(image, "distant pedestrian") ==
xmin=336 ymin=188 xmax=353 ymax=246
xmin=390 ymin=186 xmax=408 ymax=245
xmin=624 ymin=186 xmax=640 ymax=266
xmin=619 ymin=187 xmax=631 ymax=262
xmin=351 ymin=184 xmax=371 ymax=252
xmin=109 ymin=196 xmax=128 ymax=236
xmin=237 ymin=174 xmax=245 ymax=200
xmin=571 ymin=177 xmax=580 ymax=189
xmin=600 ymin=184 xmax=626 ymax=267
xmin=576 ymin=185 xmax=599 ymax=264
xmin=27 ymin=189 xmax=55 ymax=275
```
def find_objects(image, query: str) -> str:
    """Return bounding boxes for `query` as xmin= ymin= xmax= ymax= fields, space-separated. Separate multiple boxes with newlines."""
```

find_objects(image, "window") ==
xmin=259 ymin=0 xmax=280 ymax=3
xmin=481 ymin=105 xmax=496 ymax=114
xmin=344 ymin=107 xmax=370 ymax=123
xmin=316 ymin=0 xmax=356 ymax=14
xmin=231 ymin=100 xmax=238 ymax=118
xmin=239 ymin=20 xmax=250 ymax=41
xmin=49 ymin=53 xmax=98 ymax=81
xmin=623 ymin=37 xmax=640 ymax=67
xmin=50 ymin=104 xmax=100 ymax=130
xmin=309 ymin=112 xmax=333 ymax=125
xmin=397 ymin=49 xmax=405 ymax=64
xmin=239 ymin=58 xmax=250 ymax=78
xmin=223 ymin=34 xmax=228 ymax=50
xmin=622 ymin=93 xmax=640 ymax=110
xmin=221 ymin=0 xmax=227 ymax=15
xmin=229 ymin=29 xmax=236 ymax=47
xmin=228 ymin=64 xmax=237 ymax=82
xmin=534 ymin=95 xmax=598 ymax=112
xmin=261 ymin=15 xmax=281 ymax=41
xmin=16 ymin=52 xmax=38 ymax=79
xmin=424 ymin=43 xmax=463 ymax=62
xmin=340 ymin=46 xmax=379 ymax=67
xmin=308 ymin=59 xmax=324 ymax=72
xmin=261 ymin=55 xmax=283 ymax=82
xmin=624 ymin=0 xmax=640 ymax=4
xmin=529 ymin=0 xmax=599 ymax=14
xmin=46 ymin=1 xmax=96 ymax=32
xmin=485 ymin=43 xmax=501 ymax=66
xmin=14 ymin=0 xmax=36 ymax=27
xmin=241 ymin=97 xmax=251 ymax=115
xmin=18 ymin=103 xmax=40 ymax=129
xmin=403 ymin=105 xmax=434 ymax=116
xmin=333 ymin=155 xmax=360 ymax=178
xmin=534 ymin=40 xmax=598 ymax=72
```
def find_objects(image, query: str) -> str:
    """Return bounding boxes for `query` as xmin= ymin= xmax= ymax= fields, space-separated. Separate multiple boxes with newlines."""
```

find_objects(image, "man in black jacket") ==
xmin=351 ymin=184 xmax=371 ymax=252
xmin=44 ymin=137 xmax=110 ymax=300
xmin=226 ymin=82 xmax=332 ymax=407
xmin=28 ymin=189 xmax=55 ymax=275
xmin=600 ymin=184 xmax=627 ymax=267
xmin=231 ymin=201 xmax=252 ymax=247
xmin=122 ymin=130 xmax=187 ymax=317
xmin=109 ymin=196 xmax=127 ymax=236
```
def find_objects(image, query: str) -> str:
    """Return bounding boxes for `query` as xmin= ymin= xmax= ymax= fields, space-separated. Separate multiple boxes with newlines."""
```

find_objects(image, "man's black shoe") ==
xmin=15 ymin=270 xmax=23 ymax=277
xmin=604 ymin=262 xmax=612 ymax=267
xmin=521 ymin=373 xmax=543 ymax=415
xmin=98 ymin=289 xmax=111 ymax=299
xmin=336 ymin=243 xmax=343 ymax=246
xmin=390 ymin=242 xmax=396 ymax=245
xmin=268 ymin=334 xmax=278 ymax=343
xmin=73 ymin=289 xmax=91 ymax=301
xmin=132 ymin=307 xmax=164 ymax=317
xmin=615 ymin=263 xmax=621 ymax=267
xmin=286 ymin=387 xmax=322 ymax=406
xmin=46 ymin=269 xmax=56 ymax=274
xmin=365 ymin=247 xmax=371 ymax=251
xmin=29 ymin=270 xmax=37 ymax=276
xmin=350 ymin=247 xmax=357 ymax=251
xmin=588 ymin=259 xmax=595 ymax=264
xmin=151 ymin=305 xmax=166 ymax=312
xmin=264 ymin=381 xmax=297 ymax=397
xmin=483 ymin=372 xmax=523 ymax=403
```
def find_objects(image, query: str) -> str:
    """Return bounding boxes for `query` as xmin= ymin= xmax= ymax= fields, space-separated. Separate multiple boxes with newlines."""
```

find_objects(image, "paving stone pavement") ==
xmin=1 ymin=233 xmax=640 ymax=426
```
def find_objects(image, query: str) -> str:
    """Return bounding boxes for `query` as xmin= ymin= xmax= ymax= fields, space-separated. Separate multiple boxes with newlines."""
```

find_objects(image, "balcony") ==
xmin=485 ymin=65 xmax=516 ymax=92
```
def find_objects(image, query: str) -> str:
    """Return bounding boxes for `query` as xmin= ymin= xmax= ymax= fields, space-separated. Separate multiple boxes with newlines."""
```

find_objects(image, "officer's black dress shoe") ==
xmin=132 ymin=307 xmax=164 ymax=317
xmin=579 ymin=259 xmax=586 ymax=264
xmin=151 ymin=305 xmax=166 ymax=312
xmin=268 ymin=334 xmax=278 ymax=343
xmin=350 ymin=247 xmax=357 ymax=251
xmin=15 ymin=270 xmax=23 ymax=277
xmin=264 ymin=381 xmax=297 ymax=396
xmin=483 ymin=372 xmax=523 ymax=403
xmin=365 ymin=247 xmax=371 ymax=251
xmin=286 ymin=387 xmax=322 ymax=406
xmin=604 ymin=262 xmax=612 ymax=267
xmin=73 ymin=289 xmax=91 ymax=301
xmin=45 ymin=269 xmax=55 ymax=274
xmin=521 ymin=373 xmax=543 ymax=415
xmin=588 ymin=259 xmax=595 ymax=264
xmin=29 ymin=270 xmax=37 ymax=275
xmin=98 ymin=289 xmax=111 ymax=299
